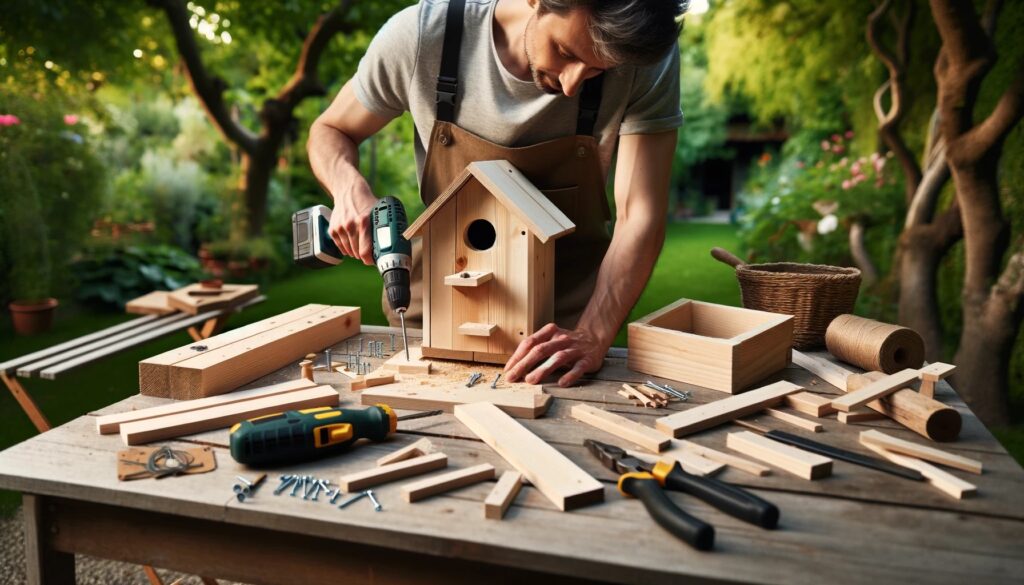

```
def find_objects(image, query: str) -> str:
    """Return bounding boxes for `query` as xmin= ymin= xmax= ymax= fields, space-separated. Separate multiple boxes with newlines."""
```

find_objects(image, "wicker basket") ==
xmin=711 ymin=248 xmax=862 ymax=350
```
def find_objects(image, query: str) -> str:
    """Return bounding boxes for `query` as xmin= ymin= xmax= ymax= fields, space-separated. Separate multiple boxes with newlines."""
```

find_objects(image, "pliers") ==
xmin=585 ymin=439 xmax=779 ymax=550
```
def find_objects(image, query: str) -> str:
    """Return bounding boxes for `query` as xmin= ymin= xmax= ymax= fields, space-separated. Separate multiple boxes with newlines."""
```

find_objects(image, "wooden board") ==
xmin=444 ymin=271 xmax=493 ymax=287
xmin=401 ymin=463 xmax=496 ymax=503
xmin=655 ymin=381 xmax=804 ymax=437
xmin=337 ymin=452 xmax=448 ymax=493
xmin=361 ymin=385 xmax=552 ymax=419
xmin=677 ymin=440 xmax=771 ymax=477
xmin=627 ymin=447 xmax=725 ymax=477
xmin=166 ymin=283 xmax=260 ymax=316
xmin=376 ymin=438 xmax=434 ymax=467
xmin=838 ymin=410 xmax=888 ymax=424
xmin=125 ymin=291 xmax=176 ymax=316
xmin=832 ymin=369 xmax=920 ymax=412
xmin=791 ymin=349 xmax=852 ymax=389
xmin=349 ymin=371 xmax=395 ymax=391
xmin=726 ymin=431 xmax=833 ymax=480
xmin=96 ymin=378 xmax=318 ymax=434
xmin=119 ymin=385 xmax=339 ymax=446
xmin=918 ymin=362 xmax=956 ymax=381
xmin=862 ymin=443 xmax=977 ymax=499
xmin=139 ymin=304 xmax=333 ymax=397
xmin=484 ymin=471 xmax=524 ymax=519
xmin=763 ymin=408 xmax=823 ymax=432
xmin=628 ymin=299 xmax=794 ymax=394
xmin=457 ymin=322 xmax=497 ymax=337
xmin=380 ymin=346 xmax=433 ymax=375
xmin=166 ymin=306 xmax=360 ymax=399
xmin=570 ymin=404 xmax=670 ymax=453
xmin=454 ymin=402 xmax=604 ymax=511
xmin=860 ymin=430 xmax=983 ymax=474
xmin=785 ymin=392 xmax=837 ymax=417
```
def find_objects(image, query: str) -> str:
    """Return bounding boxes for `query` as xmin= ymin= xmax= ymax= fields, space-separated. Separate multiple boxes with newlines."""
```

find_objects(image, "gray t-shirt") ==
xmin=354 ymin=0 xmax=683 ymax=181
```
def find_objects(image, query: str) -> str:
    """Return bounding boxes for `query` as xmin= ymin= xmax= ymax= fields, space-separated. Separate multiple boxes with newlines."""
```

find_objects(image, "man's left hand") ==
xmin=503 ymin=323 xmax=606 ymax=387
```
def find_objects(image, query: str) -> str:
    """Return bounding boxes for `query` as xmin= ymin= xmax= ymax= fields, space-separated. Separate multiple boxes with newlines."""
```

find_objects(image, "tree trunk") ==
xmin=953 ymin=295 xmax=1017 ymax=425
xmin=241 ymin=150 xmax=274 ymax=238
xmin=897 ymin=229 xmax=946 ymax=361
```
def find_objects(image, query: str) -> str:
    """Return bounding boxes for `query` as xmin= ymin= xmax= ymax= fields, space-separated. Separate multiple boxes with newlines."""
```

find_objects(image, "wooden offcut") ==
xmin=860 ymin=430 xmax=982 ymax=474
xmin=348 ymin=371 xmax=395 ymax=391
xmin=457 ymin=322 xmax=497 ymax=337
xmin=837 ymin=410 xmax=887 ymax=424
xmin=125 ymin=291 xmax=176 ymax=316
xmin=785 ymin=392 xmax=836 ymax=417
xmin=570 ymin=404 xmax=670 ymax=453
xmin=655 ymin=381 xmax=803 ymax=438
xmin=485 ymin=471 xmax=524 ymax=519
xmin=401 ymin=463 xmax=496 ymax=503
xmin=361 ymin=385 xmax=552 ymax=419
xmin=454 ymin=402 xmax=604 ymax=511
xmin=677 ymin=440 xmax=771 ymax=477
xmin=628 ymin=299 xmax=794 ymax=394
xmin=862 ymin=442 xmax=976 ymax=499
xmin=763 ymin=408 xmax=823 ymax=432
xmin=831 ymin=369 xmax=920 ymax=412
xmin=338 ymin=452 xmax=448 ymax=493
xmin=96 ymin=378 xmax=317 ymax=434
xmin=119 ymin=385 xmax=339 ymax=446
xmin=380 ymin=346 xmax=433 ymax=375
xmin=166 ymin=283 xmax=260 ymax=316
xmin=376 ymin=438 xmax=434 ymax=467
xmin=444 ymin=271 xmax=494 ymax=287
xmin=918 ymin=362 xmax=956 ymax=398
xmin=726 ymin=431 xmax=833 ymax=480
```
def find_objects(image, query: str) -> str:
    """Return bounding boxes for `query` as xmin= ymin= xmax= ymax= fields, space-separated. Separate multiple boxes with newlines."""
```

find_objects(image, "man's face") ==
xmin=525 ymin=5 xmax=611 ymax=97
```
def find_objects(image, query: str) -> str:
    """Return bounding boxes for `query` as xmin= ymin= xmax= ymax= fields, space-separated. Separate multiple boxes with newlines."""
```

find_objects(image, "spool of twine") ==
xmin=825 ymin=314 xmax=925 ymax=374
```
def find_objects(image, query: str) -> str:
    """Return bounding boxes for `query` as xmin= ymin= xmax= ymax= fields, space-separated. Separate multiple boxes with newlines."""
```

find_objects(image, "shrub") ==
xmin=72 ymin=244 xmax=208 ymax=309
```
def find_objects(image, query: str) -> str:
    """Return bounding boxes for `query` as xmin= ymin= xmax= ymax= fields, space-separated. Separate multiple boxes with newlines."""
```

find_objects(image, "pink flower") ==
xmin=845 ymin=130 xmax=854 ymax=139
xmin=0 ymin=114 xmax=21 ymax=126
xmin=850 ymin=161 xmax=862 ymax=175
xmin=64 ymin=114 xmax=79 ymax=125
xmin=870 ymin=152 xmax=880 ymax=162
xmin=874 ymin=157 xmax=886 ymax=173
xmin=833 ymin=145 xmax=845 ymax=154
xmin=838 ymin=157 xmax=848 ymax=168
xmin=831 ymin=134 xmax=841 ymax=142
xmin=841 ymin=179 xmax=852 ymax=190
xmin=821 ymin=140 xmax=831 ymax=151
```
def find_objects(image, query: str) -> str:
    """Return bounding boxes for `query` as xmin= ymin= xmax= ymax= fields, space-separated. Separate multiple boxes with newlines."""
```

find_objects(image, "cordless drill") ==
xmin=292 ymin=197 xmax=413 ymax=358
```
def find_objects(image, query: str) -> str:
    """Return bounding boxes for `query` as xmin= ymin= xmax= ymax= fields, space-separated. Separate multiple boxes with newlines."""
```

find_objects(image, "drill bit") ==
xmin=399 ymin=310 xmax=410 ymax=361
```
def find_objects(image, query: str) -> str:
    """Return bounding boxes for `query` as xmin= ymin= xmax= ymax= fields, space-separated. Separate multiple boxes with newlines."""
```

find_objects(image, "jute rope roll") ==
xmin=825 ymin=314 xmax=925 ymax=374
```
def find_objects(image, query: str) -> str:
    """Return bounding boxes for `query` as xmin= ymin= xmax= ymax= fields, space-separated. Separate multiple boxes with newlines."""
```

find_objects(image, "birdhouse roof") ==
xmin=404 ymin=160 xmax=576 ymax=244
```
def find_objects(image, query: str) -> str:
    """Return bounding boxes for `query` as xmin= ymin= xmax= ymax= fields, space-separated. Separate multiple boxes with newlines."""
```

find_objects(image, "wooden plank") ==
xmin=838 ymin=410 xmax=888 ymax=424
xmin=831 ymin=369 xmax=920 ymax=412
xmin=457 ymin=322 xmax=497 ymax=337
xmin=376 ymin=438 xmax=435 ymax=466
xmin=95 ymin=378 xmax=318 ymax=434
xmin=655 ymin=381 xmax=804 ymax=437
xmin=785 ymin=391 xmax=837 ymax=417
xmin=125 ymin=290 xmax=176 ymax=315
xmin=467 ymin=161 xmax=574 ymax=243
xmin=444 ymin=271 xmax=494 ymax=287
xmin=628 ymin=447 xmax=725 ymax=477
xmin=361 ymin=385 xmax=551 ymax=419
xmin=484 ymin=471 xmax=524 ymax=519
xmin=0 ymin=315 xmax=159 ymax=375
xmin=791 ymin=349 xmax=854 ymax=389
xmin=860 ymin=430 xmax=983 ymax=474
xmin=492 ymin=160 xmax=576 ymax=235
xmin=570 ymin=404 xmax=670 ymax=453
xmin=119 ymin=385 xmax=339 ymax=446
xmin=348 ymin=371 xmax=396 ymax=391
xmin=337 ymin=452 xmax=448 ymax=493
xmin=726 ymin=431 xmax=833 ymax=480
xmin=862 ymin=442 xmax=977 ymax=499
xmin=844 ymin=371 xmax=962 ymax=442
xmin=451 ymin=181 xmax=493 ymax=355
xmin=166 ymin=283 xmax=260 ymax=316
xmin=763 ymin=408 xmax=824 ymax=432
xmin=426 ymin=192 xmax=457 ymax=352
xmin=677 ymin=440 xmax=771 ymax=477
xmin=918 ymin=362 xmax=956 ymax=381
xmin=454 ymin=402 xmax=604 ymax=510
xmin=167 ymin=306 xmax=360 ymax=399
xmin=380 ymin=346 xmax=433 ymax=375
xmin=401 ymin=463 xmax=496 ymax=503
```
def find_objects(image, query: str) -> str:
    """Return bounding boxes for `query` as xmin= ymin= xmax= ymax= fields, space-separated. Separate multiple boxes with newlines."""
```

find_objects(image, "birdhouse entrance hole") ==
xmin=465 ymin=219 xmax=496 ymax=251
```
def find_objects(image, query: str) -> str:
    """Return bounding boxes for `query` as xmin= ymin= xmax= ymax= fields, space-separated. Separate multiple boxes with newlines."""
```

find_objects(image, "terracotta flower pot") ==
xmin=9 ymin=298 xmax=59 ymax=335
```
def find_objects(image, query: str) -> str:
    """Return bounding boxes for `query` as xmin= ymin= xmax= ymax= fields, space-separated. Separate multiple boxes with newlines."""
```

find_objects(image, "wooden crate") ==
xmin=627 ymin=299 xmax=793 ymax=394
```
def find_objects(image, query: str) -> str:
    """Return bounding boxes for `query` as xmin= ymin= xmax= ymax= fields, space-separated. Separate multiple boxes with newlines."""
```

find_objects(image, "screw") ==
xmin=359 ymin=338 xmax=364 ymax=355
xmin=390 ymin=333 xmax=395 ymax=351
xmin=325 ymin=348 xmax=332 ymax=370
xmin=236 ymin=475 xmax=253 ymax=488
xmin=491 ymin=373 xmax=501 ymax=389
xmin=290 ymin=475 xmax=305 ymax=497
xmin=338 ymin=491 xmax=369 ymax=509
xmin=304 ymin=478 xmax=320 ymax=500
xmin=310 ymin=481 xmax=324 ymax=502
xmin=366 ymin=490 xmax=383 ymax=512
xmin=190 ymin=345 xmax=207 ymax=351
xmin=236 ymin=492 xmax=247 ymax=503
xmin=466 ymin=372 xmax=482 ymax=387
xmin=274 ymin=476 xmax=296 ymax=495
xmin=328 ymin=488 xmax=341 ymax=504
xmin=232 ymin=483 xmax=246 ymax=495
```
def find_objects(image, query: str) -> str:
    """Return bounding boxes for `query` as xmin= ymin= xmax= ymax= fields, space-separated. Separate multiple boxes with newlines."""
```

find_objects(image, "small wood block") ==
xmin=443 ymin=271 xmax=494 ymax=287
xmin=630 ymin=384 xmax=668 ymax=406
xmin=837 ymin=410 xmax=888 ymax=424
xmin=361 ymin=385 xmax=552 ymax=418
xmin=376 ymin=438 xmax=435 ymax=467
xmin=791 ymin=350 xmax=854 ymax=390
xmin=119 ymin=385 xmax=339 ymax=446
xmin=350 ymin=371 xmax=395 ymax=391
xmin=621 ymin=384 xmax=657 ymax=408
xmin=763 ymin=408 xmax=823 ymax=432
xmin=860 ymin=430 xmax=982 ymax=474
xmin=678 ymin=440 xmax=771 ymax=477
xmin=401 ymin=463 xmax=496 ymax=503
xmin=454 ymin=402 xmax=604 ymax=511
xmin=338 ymin=452 xmax=448 ymax=493
xmin=726 ymin=431 xmax=833 ymax=480
xmin=457 ymin=322 xmax=497 ymax=337
xmin=125 ymin=291 xmax=176 ymax=316
xmin=656 ymin=381 xmax=804 ymax=438
xmin=785 ymin=392 xmax=836 ymax=417
xmin=381 ymin=346 xmax=432 ymax=375
xmin=571 ymin=404 xmax=670 ymax=453
xmin=627 ymin=449 xmax=725 ymax=477
xmin=918 ymin=362 xmax=956 ymax=382
xmin=484 ymin=471 xmax=524 ymax=519
xmin=831 ymin=369 xmax=920 ymax=412
xmin=862 ymin=442 xmax=976 ymax=498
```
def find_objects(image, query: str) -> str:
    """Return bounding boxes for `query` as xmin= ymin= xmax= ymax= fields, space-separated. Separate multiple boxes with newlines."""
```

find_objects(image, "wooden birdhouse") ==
xmin=404 ymin=160 xmax=575 ymax=364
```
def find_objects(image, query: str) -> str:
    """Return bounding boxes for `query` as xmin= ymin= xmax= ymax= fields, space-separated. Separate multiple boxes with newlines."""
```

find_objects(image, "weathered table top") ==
xmin=1 ymin=325 xmax=1022 ymax=584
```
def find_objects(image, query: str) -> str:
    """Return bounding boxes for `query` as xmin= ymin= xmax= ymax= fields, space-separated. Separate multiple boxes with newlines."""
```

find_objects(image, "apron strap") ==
xmin=576 ymin=73 xmax=604 ymax=137
xmin=436 ymin=0 xmax=466 ymax=122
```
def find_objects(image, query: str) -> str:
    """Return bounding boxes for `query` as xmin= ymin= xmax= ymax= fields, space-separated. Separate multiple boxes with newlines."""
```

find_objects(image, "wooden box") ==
xmin=627 ymin=299 xmax=793 ymax=394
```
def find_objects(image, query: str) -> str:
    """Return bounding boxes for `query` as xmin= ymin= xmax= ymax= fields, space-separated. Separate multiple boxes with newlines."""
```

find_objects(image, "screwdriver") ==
xmin=230 ymin=405 xmax=442 ymax=466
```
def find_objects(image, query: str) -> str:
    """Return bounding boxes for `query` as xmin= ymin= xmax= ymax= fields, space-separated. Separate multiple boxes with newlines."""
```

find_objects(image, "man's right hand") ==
xmin=328 ymin=178 xmax=378 ymax=266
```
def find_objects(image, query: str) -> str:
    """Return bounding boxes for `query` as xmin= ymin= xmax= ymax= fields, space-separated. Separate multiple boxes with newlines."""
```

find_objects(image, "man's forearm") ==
xmin=307 ymin=120 xmax=363 ymax=202
xmin=575 ymin=214 xmax=666 ymax=347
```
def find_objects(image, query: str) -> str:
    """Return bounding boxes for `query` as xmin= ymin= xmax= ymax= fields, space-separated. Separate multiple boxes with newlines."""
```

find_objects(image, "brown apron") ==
xmin=384 ymin=0 xmax=611 ymax=331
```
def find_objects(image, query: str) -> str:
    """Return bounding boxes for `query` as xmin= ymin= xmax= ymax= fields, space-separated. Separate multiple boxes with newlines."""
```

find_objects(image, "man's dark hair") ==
xmin=538 ymin=0 xmax=687 ymax=66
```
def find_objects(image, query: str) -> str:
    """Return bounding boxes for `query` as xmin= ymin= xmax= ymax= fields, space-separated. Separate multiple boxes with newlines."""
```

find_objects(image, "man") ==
xmin=308 ymin=0 xmax=684 ymax=387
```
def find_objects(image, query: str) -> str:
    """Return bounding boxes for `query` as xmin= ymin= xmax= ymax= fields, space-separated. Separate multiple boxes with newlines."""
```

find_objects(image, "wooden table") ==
xmin=0 ymin=325 xmax=1021 ymax=584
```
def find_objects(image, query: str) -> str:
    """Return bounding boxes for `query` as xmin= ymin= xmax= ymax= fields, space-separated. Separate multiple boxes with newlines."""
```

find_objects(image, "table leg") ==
xmin=199 ymin=314 xmax=230 ymax=339
xmin=2 ymin=372 xmax=51 ymax=433
xmin=23 ymin=494 xmax=74 ymax=585
xmin=186 ymin=327 xmax=204 ymax=342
